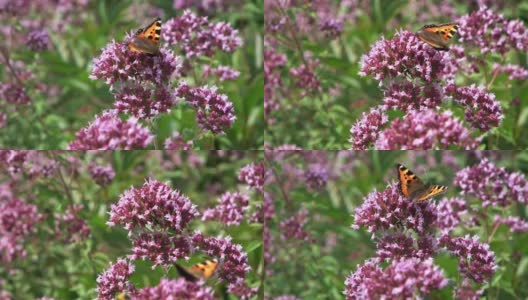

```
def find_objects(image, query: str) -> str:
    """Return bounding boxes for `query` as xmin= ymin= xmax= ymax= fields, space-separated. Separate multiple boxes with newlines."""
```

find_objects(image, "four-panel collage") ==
xmin=1 ymin=0 xmax=527 ymax=300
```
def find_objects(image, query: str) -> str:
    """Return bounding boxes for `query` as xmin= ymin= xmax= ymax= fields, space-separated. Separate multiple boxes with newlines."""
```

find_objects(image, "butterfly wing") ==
xmin=176 ymin=259 xmax=218 ymax=281
xmin=416 ymin=23 xmax=458 ymax=51
xmin=128 ymin=18 xmax=161 ymax=55
xmin=414 ymin=185 xmax=448 ymax=202
xmin=396 ymin=163 xmax=427 ymax=198
xmin=190 ymin=259 xmax=218 ymax=279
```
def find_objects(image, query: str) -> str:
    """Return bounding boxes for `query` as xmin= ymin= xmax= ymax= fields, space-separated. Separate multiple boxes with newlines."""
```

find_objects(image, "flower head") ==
xmin=0 ymin=83 xmax=31 ymax=105
xmin=344 ymin=258 xmax=448 ymax=300
xmin=132 ymin=278 xmax=214 ymax=300
xmin=376 ymin=233 xmax=436 ymax=261
xmin=319 ymin=18 xmax=343 ymax=39
xmin=68 ymin=111 xmax=153 ymax=150
xmin=352 ymin=183 xmax=437 ymax=236
xmin=454 ymin=158 xmax=528 ymax=207
xmin=279 ymin=208 xmax=311 ymax=241
xmin=349 ymin=107 xmax=388 ymax=150
xmin=454 ymin=279 xmax=484 ymax=300
xmin=493 ymin=63 xmax=528 ymax=80
xmin=264 ymin=49 xmax=287 ymax=119
xmin=374 ymin=110 xmax=479 ymax=150
xmin=88 ymin=163 xmax=115 ymax=186
xmin=382 ymin=81 xmax=443 ymax=112
xmin=238 ymin=162 xmax=264 ymax=191
xmin=96 ymin=258 xmax=135 ymax=300
xmin=163 ymin=131 xmax=193 ymax=150
xmin=25 ymin=29 xmax=49 ymax=52
xmin=0 ymin=198 xmax=42 ymax=263
xmin=202 ymin=192 xmax=250 ymax=226
xmin=108 ymin=179 xmax=199 ymax=233
xmin=191 ymin=232 xmax=252 ymax=298
xmin=176 ymin=83 xmax=235 ymax=134
xmin=457 ymin=7 xmax=528 ymax=54
xmin=359 ymin=30 xmax=452 ymax=84
xmin=445 ymin=84 xmax=502 ymax=132
xmin=304 ymin=164 xmax=329 ymax=190
xmin=163 ymin=10 xmax=242 ymax=58
xmin=114 ymin=85 xmax=176 ymax=119
xmin=129 ymin=232 xmax=192 ymax=268
xmin=289 ymin=55 xmax=320 ymax=94
xmin=90 ymin=41 xmax=181 ymax=86
xmin=493 ymin=216 xmax=528 ymax=233
xmin=435 ymin=197 xmax=468 ymax=232
xmin=202 ymin=65 xmax=240 ymax=81
xmin=439 ymin=234 xmax=496 ymax=283
xmin=54 ymin=204 xmax=90 ymax=243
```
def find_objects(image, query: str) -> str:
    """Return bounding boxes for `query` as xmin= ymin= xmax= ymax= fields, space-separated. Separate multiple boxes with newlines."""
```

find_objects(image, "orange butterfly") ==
xmin=128 ymin=18 xmax=162 ymax=55
xmin=175 ymin=259 xmax=218 ymax=281
xmin=416 ymin=22 xmax=458 ymax=51
xmin=396 ymin=164 xmax=447 ymax=202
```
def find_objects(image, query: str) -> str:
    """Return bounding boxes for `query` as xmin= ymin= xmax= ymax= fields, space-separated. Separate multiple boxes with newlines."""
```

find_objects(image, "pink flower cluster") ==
xmin=88 ymin=163 xmax=115 ymax=186
xmin=439 ymin=234 xmax=497 ymax=283
xmin=176 ymin=83 xmax=236 ymax=134
xmin=107 ymin=179 xmax=199 ymax=233
xmin=264 ymin=48 xmax=287 ymax=121
xmin=54 ymin=204 xmax=91 ymax=243
xmin=345 ymin=258 xmax=448 ymax=299
xmin=202 ymin=192 xmax=250 ymax=226
xmin=435 ymin=197 xmax=468 ymax=232
xmin=96 ymin=258 xmax=135 ymax=300
xmin=382 ymin=81 xmax=443 ymax=112
xmin=348 ymin=107 xmax=388 ymax=150
xmin=454 ymin=158 xmax=528 ymax=207
xmin=0 ymin=151 xmax=58 ymax=178
xmin=457 ymin=7 xmax=528 ymax=54
xmin=90 ymin=42 xmax=181 ymax=87
xmin=202 ymin=65 xmax=240 ymax=81
xmin=163 ymin=10 xmax=242 ymax=58
xmin=97 ymin=173 xmax=256 ymax=299
xmin=0 ymin=83 xmax=31 ymax=105
xmin=289 ymin=55 xmax=320 ymax=94
xmin=191 ymin=232 xmax=256 ymax=299
xmin=113 ymin=86 xmax=177 ymax=120
xmin=493 ymin=216 xmax=528 ymax=233
xmin=279 ymin=208 xmax=311 ymax=241
xmin=352 ymin=183 xmax=437 ymax=235
xmin=130 ymin=232 xmax=191 ymax=268
xmin=374 ymin=110 xmax=479 ymax=149
xmin=359 ymin=30 xmax=452 ymax=83
xmin=25 ymin=29 xmax=49 ymax=52
xmin=445 ymin=84 xmax=502 ymax=132
xmin=376 ymin=233 xmax=435 ymax=261
xmin=133 ymin=278 xmax=214 ymax=300
xmin=68 ymin=111 xmax=153 ymax=150
xmin=163 ymin=131 xmax=193 ymax=150
xmin=238 ymin=162 xmax=264 ymax=191
xmin=0 ymin=198 xmax=42 ymax=263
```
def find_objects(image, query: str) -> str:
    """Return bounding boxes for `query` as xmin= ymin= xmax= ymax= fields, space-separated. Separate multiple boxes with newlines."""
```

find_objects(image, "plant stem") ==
xmin=50 ymin=151 xmax=75 ymax=206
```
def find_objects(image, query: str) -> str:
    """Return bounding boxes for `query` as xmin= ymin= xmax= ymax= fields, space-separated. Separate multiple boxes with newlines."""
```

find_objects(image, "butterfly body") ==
xmin=128 ymin=18 xmax=161 ymax=55
xmin=176 ymin=259 xmax=218 ymax=282
xmin=416 ymin=22 xmax=458 ymax=51
xmin=396 ymin=163 xmax=447 ymax=202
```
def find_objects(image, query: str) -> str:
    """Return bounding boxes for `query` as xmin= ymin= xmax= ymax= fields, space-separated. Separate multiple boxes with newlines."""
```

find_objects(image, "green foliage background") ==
xmin=0 ymin=0 xmax=264 ymax=149
xmin=265 ymin=151 xmax=528 ymax=299
xmin=0 ymin=151 xmax=263 ymax=299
